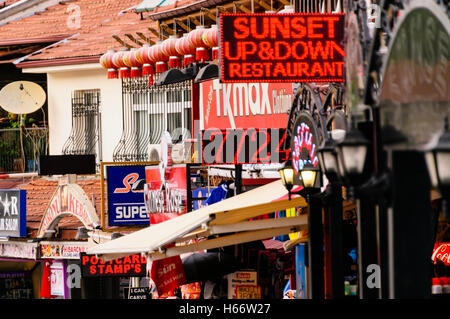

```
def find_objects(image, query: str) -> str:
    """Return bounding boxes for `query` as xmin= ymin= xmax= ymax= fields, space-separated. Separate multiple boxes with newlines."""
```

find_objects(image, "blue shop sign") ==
xmin=107 ymin=165 xmax=149 ymax=226
xmin=0 ymin=189 xmax=26 ymax=237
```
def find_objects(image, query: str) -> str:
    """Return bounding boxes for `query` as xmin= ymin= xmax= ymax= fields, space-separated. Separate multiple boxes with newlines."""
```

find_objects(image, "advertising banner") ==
xmin=0 ymin=189 xmax=26 ymax=237
xmin=106 ymin=164 xmax=149 ymax=226
xmin=80 ymin=253 xmax=147 ymax=277
xmin=220 ymin=13 xmax=345 ymax=83
xmin=50 ymin=261 xmax=65 ymax=297
xmin=40 ymin=241 xmax=88 ymax=259
xmin=200 ymin=79 xmax=291 ymax=130
xmin=227 ymin=271 xmax=258 ymax=299
xmin=144 ymin=164 xmax=187 ymax=224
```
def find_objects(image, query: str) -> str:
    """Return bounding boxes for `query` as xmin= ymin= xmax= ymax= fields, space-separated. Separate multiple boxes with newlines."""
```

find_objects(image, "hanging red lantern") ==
xmin=188 ymin=26 xmax=209 ymax=62
xmin=151 ymin=41 xmax=169 ymax=74
xmin=136 ymin=44 xmax=153 ymax=76
xmin=112 ymin=49 xmax=130 ymax=78
xmin=123 ymin=48 xmax=142 ymax=78
xmin=162 ymin=35 xmax=181 ymax=68
xmin=202 ymin=25 xmax=219 ymax=60
xmin=100 ymin=50 xmax=118 ymax=79
xmin=175 ymin=33 xmax=196 ymax=66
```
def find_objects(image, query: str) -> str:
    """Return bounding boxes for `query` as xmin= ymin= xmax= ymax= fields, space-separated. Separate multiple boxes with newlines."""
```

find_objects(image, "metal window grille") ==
xmin=62 ymin=89 xmax=102 ymax=166
xmin=113 ymin=76 xmax=192 ymax=162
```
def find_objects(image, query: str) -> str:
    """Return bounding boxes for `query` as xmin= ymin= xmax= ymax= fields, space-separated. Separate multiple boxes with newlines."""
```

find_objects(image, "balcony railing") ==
xmin=0 ymin=127 xmax=48 ymax=173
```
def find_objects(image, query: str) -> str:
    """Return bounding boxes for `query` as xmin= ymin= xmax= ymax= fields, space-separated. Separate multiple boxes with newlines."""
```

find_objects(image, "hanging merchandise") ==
xmin=202 ymin=24 xmax=219 ymax=60
xmin=175 ymin=33 xmax=196 ymax=66
xmin=40 ymin=259 xmax=53 ymax=299
xmin=206 ymin=182 xmax=229 ymax=205
xmin=151 ymin=41 xmax=169 ymax=74
xmin=100 ymin=49 xmax=118 ymax=79
xmin=123 ymin=48 xmax=142 ymax=78
xmin=136 ymin=44 xmax=156 ymax=85
xmin=112 ymin=49 xmax=130 ymax=78
xmin=188 ymin=25 xmax=209 ymax=62
xmin=162 ymin=35 xmax=181 ymax=68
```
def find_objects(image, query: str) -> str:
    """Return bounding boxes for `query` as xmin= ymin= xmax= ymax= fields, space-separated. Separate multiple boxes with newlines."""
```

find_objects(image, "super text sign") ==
xmin=220 ymin=13 xmax=345 ymax=83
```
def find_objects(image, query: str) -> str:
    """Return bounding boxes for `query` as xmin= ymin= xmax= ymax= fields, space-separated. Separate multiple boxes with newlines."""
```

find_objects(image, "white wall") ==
xmin=45 ymin=67 xmax=122 ymax=162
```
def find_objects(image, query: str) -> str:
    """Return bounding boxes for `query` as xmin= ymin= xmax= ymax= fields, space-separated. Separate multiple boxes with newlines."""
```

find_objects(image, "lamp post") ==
xmin=280 ymin=160 xmax=323 ymax=299
xmin=318 ymin=133 xmax=345 ymax=299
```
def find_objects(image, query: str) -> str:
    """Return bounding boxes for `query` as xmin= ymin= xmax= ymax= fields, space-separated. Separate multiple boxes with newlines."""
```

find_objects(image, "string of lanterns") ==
xmin=99 ymin=24 xmax=219 ymax=84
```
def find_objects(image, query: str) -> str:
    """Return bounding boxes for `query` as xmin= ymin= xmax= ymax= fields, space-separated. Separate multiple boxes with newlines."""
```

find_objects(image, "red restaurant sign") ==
xmin=220 ymin=13 xmax=345 ymax=83
xmin=200 ymin=79 xmax=292 ymax=130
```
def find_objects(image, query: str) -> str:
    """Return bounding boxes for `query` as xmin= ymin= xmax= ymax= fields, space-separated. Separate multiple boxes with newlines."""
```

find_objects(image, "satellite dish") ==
xmin=0 ymin=81 xmax=46 ymax=114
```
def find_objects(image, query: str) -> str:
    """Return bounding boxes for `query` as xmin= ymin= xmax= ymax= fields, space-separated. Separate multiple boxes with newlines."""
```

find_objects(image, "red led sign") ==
xmin=220 ymin=13 xmax=345 ymax=83
xmin=80 ymin=253 xmax=147 ymax=277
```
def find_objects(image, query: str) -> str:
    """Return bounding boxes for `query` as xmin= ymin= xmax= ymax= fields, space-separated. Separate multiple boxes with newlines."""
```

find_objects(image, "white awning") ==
xmin=87 ymin=179 xmax=308 ymax=261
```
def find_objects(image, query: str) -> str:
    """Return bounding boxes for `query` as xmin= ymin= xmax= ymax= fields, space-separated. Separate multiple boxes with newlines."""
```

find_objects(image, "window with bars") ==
xmin=113 ymin=76 xmax=192 ymax=162
xmin=62 ymin=89 xmax=102 ymax=166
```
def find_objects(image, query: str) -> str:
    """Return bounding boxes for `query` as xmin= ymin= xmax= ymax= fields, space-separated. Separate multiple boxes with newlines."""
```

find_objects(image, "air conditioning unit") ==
xmin=148 ymin=146 xmax=160 ymax=162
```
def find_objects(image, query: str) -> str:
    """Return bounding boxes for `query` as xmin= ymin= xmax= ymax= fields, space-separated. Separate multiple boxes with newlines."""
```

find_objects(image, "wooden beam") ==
xmin=234 ymin=2 xmax=251 ymax=13
xmin=136 ymin=32 xmax=155 ymax=45
xmin=255 ymin=0 xmax=271 ymax=11
xmin=188 ymin=16 xmax=201 ymax=26
xmin=0 ymin=45 xmax=42 ymax=58
xmin=148 ymin=27 xmax=167 ymax=40
xmin=200 ymin=7 xmax=217 ymax=22
xmin=278 ymin=0 xmax=290 ymax=5
xmin=112 ymin=35 xmax=133 ymax=49
xmin=124 ymin=34 xmax=144 ymax=46
xmin=174 ymin=18 xmax=189 ymax=32
xmin=160 ymin=23 xmax=174 ymax=36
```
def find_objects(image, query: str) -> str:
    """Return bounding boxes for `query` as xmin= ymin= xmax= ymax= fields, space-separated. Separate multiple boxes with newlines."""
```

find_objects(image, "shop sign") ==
xmin=200 ymin=79 xmax=291 ymax=130
xmin=432 ymin=243 xmax=450 ymax=266
xmin=235 ymin=285 xmax=262 ymax=299
xmin=227 ymin=271 xmax=257 ymax=299
xmin=201 ymin=128 xmax=288 ymax=164
xmin=40 ymin=241 xmax=88 ymax=259
xmin=0 ymin=189 xmax=26 ymax=237
xmin=37 ymin=180 xmax=99 ymax=238
xmin=290 ymin=111 xmax=321 ymax=187
xmin=144 ymin=164 xmax=187 ymax=224
xmin=124 ymin=287 xmax=152 ymax=299
xmin=0 ymin=242 xmax=38 ymax=259
xmin=220 ymin=13 xmax=345 ymax=83
xmin=106 ymin=164 xmax=149 ymax=226
xmin=50 ymin=261 xmax=65 ymax=296
xmin=80 ymin=253 xmax=147 ymax=277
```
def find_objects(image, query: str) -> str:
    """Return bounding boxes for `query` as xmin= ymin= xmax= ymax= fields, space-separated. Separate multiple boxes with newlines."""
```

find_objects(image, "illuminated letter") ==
xmin=307 ymin=17 xmax=323 ymax=39
xmin=250 ymin=17 xmax=269 ymax=39
xmin=270 ymin=17 xmax=290 ymax=39
xmin=274 ymin=41 xmax=291 ymax=60
xmin=233 ymin=17 xmax=249 ymax=39
xmin=323 ymin=16 xmax=340 ymax=38
xmin=292 ymin=41 xmax=308 ymax=60
xmin=291 ymin=17 xmax=306 ymax=38
xmin=224 ymin=42 xmax=241 ymax=60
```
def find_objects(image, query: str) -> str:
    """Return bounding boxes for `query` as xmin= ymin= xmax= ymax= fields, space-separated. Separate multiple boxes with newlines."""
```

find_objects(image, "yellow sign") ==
xmin=235 ymin=285 xmax=261 ymax=299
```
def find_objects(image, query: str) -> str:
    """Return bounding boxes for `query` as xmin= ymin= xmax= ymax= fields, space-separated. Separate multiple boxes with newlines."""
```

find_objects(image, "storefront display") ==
xmin=0 ymin=271 xmax=33 ymax=299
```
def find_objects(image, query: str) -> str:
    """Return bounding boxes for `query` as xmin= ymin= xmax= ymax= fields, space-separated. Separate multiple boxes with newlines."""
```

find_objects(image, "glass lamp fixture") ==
xmin=300 ymin=162 xmax=318 ymax=189
xmin=318 ymin=133 xmax=341 ymax=182
xmin=279 ymin=161 xmax=294 ymax=192
xmin=425 ymin=116 xmax=450 ymax=198
xmin=336 ymin=120 xmax=369 ymax=186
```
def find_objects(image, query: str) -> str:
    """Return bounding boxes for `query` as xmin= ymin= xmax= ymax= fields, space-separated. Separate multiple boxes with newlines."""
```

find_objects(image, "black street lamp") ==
xmin=318 ymin=132 xmax=341 ymax=183
xmin=425 ymin=116 xmax=450 ymax=217
xmin=279 ymin=161 xmax=319 ymax=199
xmin=425 ymin=116 xmax=450 ymax=196
xmin=336 ymin=119 xmax=370 ymax=191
